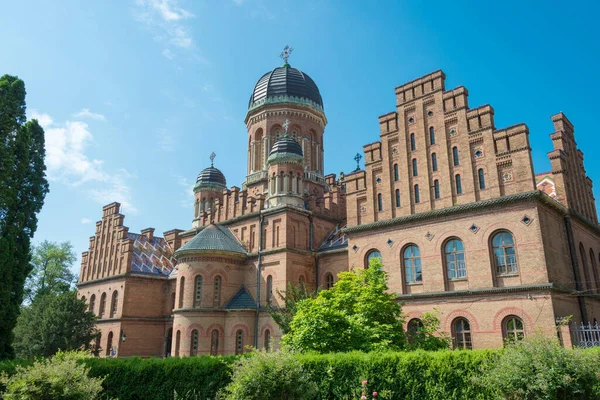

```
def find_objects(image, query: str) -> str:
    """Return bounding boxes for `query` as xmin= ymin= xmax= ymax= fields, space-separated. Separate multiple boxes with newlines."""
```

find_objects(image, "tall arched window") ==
xmin=395 ymin=189 xmax=401 ymax=207
xmin=190 ymin=329 xmax=199 ymax=356
xmin=95 ymin=333 xmax=102 ymax=355
xmin=431 ymin=153 xmax=438 ymax=171
xmin=429 ymin=127 xmax=435 ymax=145
xmin=89 ymin=294 xmax=96 ymax=313
xmin=455 ymin=174 xmax=462 ymax=195
xmin=175 ymin=330 xmax=181 ymax=357
xmin=194 ymin=276 xmax=202 ymax=307
xmin=99 ymin=293 xmax=107 ymax=318
xmin=377 ymin=193 xmax=383 ymax=212
xmin=434 ymin=180 xmax=440 ymax=199
xmin=410 ymin=133 xmax=416 ymax=151
xmin=178 ymin=277 xmax=185 ymax=309
xmin=213 ymin=276 xmax=221 ymax=307
xmin=452 ymin=318 xmax=472 ymax=349
xmin=407 ymin=318 xmax=424 ymax=343
xmin=264 ymin=329 xmax=271 ymax=351
xmin=325 ymin=273 xmax=334 ymax=289
xmin=452 ymin=146 xmax=459 ymax=166
xmin=503 ymin=316 xmax=524 ymax=343
xmin=492 ymin=231 xmax=518 ymax=275
xmin=266 ymin=275 xmax=273 ymax=305
xmin=365 ymin=249 xmax=382 ymax=268
xmin=445 ymin=239 xmax=466 ymax=280
xmin=478 ymin=168 xmax=486 ymax=189
xmin=403 ymin=245 xmax=422 ymax=283
xmin=414 ymin=184 xmax=420 ymax=203
xmin=210 ymin=330 xmax=219 ymax=356
xmin=235 ymin=330 xmax=244 ymax=355
xmin=106 ymin=331 xmax=114 ymax=357
xmin=412 ymin=159 xmax=418 ymax=176
xmin=393 ymin=164 xmax=399 ymax=181
xmin=110 ymin=291 xmax=118 ymax=318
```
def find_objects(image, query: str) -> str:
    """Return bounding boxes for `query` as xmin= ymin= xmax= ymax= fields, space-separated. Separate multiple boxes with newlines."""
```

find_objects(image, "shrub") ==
xmin=219 ymin=350 xmax=318 ymax=400
xmin=0 ymin=350 xmax=103 ymax=400
xmin=475 ymin=334 xmax=600 ymax=399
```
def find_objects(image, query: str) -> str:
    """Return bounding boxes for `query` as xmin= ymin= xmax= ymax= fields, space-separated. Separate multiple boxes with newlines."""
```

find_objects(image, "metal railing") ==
xmin=571 ymin=322 xmax=600 ymax=348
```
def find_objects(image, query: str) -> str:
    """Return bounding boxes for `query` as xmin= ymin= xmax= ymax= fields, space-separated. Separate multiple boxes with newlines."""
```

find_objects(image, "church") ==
xmin=77 ymin=49 xmax=600 ymax=357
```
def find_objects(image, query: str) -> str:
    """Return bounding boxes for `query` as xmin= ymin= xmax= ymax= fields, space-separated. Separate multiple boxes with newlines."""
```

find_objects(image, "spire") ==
xmin=280 ymin=45 xmax=293 ymax=68
xmin=210 ymin=151 xmax=216 ymax=167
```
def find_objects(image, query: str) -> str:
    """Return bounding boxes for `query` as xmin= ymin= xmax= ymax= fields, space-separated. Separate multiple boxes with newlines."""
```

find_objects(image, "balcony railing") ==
xmin=245 ymin=170 xmax=268 ymax=185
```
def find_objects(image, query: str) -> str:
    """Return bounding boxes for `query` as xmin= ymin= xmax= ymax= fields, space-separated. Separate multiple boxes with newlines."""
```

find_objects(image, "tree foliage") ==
xmin=266 ymin=281 xmax=318 ymax=334
xmin=25 ymin=240 xmax=76 ymax=302
xmin=0 ymin=74 xmax=49 ymax=359
xmin=12 ymin=291 xmax=98 ymax=359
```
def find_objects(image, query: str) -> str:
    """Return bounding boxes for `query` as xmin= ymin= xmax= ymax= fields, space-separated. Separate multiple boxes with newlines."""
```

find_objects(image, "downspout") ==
xmin=254 ymin=213 xmax=264 ymax=348
xmin=564 ymin=215 xmax=587 ymax=322
xmin=308 ymin=214 xmax=317 ymax=287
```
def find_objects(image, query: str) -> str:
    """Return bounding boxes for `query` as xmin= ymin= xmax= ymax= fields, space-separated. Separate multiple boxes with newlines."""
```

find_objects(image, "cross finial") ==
xmin=282 ymin=119 xmax=290 ymax=134
xmin=280 ymin=45 xmax=293 ymax=66
xmin=354 ymin=153 xmax=362 ymax=171
xmin=210 ymin=152 xmax=216 ymax=166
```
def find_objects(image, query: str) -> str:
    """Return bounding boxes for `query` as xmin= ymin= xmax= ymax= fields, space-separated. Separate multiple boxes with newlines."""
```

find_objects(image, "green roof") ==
xmin=225 ymin=286 xmax=256 ymax=309
xmin=175 ymin=224 xmax=246 ymax=257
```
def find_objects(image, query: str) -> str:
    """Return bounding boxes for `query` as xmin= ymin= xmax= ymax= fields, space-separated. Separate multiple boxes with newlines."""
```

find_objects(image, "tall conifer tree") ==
xmin=0 ymin=74 xmax=49 ymax=359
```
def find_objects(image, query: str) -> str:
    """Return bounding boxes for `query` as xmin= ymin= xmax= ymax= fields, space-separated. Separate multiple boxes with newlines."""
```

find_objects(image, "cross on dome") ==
xmin=282 ymin=119 xmax=290 ymax=134
xmin=210 ymin=151 xmax=216 ymax=166
xmin=280 ymin=45 xmax=293 ymax=66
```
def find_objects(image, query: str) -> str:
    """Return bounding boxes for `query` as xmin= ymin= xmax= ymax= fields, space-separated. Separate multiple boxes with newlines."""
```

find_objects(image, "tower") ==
xmin=192 ymin=152 xmax=227 ymax=228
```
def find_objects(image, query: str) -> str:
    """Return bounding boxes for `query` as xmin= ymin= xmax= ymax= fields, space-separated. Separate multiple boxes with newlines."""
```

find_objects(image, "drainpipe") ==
xmin=255 ymin=213 xmax=264 ymax=348
xmin=308 ymin=214 xmax=316 ymax=287
xmin=564 ymin=215 xmax=587 ymax=322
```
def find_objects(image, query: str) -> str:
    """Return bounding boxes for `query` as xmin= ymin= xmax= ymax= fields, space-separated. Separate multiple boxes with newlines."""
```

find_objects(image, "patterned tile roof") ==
xmin=175 ymin=224 xmax=246 ymax=256
xmin=225 ymin=286 xmax=256 ymax=309
xmin=318 ymin=223 xmax=348 ymax=252
xmin=128 ymin=233 xmax=176 ymax=277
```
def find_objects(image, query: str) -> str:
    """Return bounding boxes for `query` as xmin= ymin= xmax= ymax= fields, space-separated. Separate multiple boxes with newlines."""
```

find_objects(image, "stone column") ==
xmin=283 ymin=173 xmax=289 ymax=193
xmin=275 ymin=175 xmax=280 ymax=195
xmin=292 ymin=174 xmax=297 ymax=194
xmin=316 ymin=144 xmax=320 ymax=173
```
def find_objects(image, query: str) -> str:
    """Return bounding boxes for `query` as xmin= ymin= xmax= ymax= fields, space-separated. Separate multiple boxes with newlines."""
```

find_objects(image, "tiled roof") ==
xmin=128 ymin=233 xmax=176 ymax=277
xmin=225 ymin=286 xmax=256 ymax=309
xmin=175 ymin=224 xmax=246 ymax=256
xmin=318 ymin=223 xmax=348 ymax=252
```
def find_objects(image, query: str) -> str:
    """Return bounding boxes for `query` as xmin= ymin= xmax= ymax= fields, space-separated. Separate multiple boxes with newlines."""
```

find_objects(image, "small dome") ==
xmin=248 ymin=65 xmax=323 ymax=112
xmin=194 ymin=166 xmax=226 ymax=192
xmin=267 ymin=136 xmax=303 ymax=164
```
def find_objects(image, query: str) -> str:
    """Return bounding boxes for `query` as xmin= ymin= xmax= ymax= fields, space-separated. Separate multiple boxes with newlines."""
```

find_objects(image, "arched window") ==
xmin=393 ymin=164 xmax=399 ymax=181
xmin=325 ymin=273 xmax=334 ymax=289
xmin=110 ymin=291 xmax=118 ymax=318
xmin=106 ymin=331 xmax=114 ymax=357
xmin=431 ymin=153 xmax=438 ymax=171
xmin=210 ymin=329 xmax=219 ymax=356
xmin=175 ymin=330 xmax=181 ymax=357
xmin=503 ymin=316 xmax=524 ymax=343
xmin=492 ymin=231 xmax=518 ymax=275
xmin=264 ymin=329 xmax=271 ymax=351
xmin=445 ymin=239 xmax=466 ymax=280
xmin=89 ymin=294 xmax=96 ymax=313
xmin=410 ymin=133 xmax=416 ymax=151
xmin=429 ymin=127 xmax=435 ymax=145
xmin=452 ymin=318 xmax=472 ymax=349
xmin=403 ymin=245 xmax=422 ymax=283
xmin=377 ymin=193 xmax=383 ymax=212
xmin=452 ymin=146 xmax=459 ymax=166
xmin=235 ymin=330 xmax=244 ymax=355
xmin=412 ymin=159 xmax=418 ymax=176
xmin=365 ymin=249 xmax=382 ymax=268
xmin=414 ymin=184 xmax=420 ymax=203
xmin=395 ymin=189 xmax=401 ymax=207
xmin=213 ymin=276 xmax=221 ymax=307
xmin=95 ymin=333 xmax=102 ymax=355
xmin=190 ymin=329 xmax=199 ymax=356
xmin=165 ymin=328 xmax=173 ymax=357
xmin=266 ymin=275 xmax=273 ymax=305
xmin=478 ymin=168 xmax=486 ymax=190
xmin=434 ymin=180 xmax=440 ymax=199
xmin=455 ymin=174 xmax=462 ymax=195
xmin=407 ymin=318 xmax=424 ymax=343
xmin=194 ymin=276 xmax=203 ymax=307
xmin=178 ymin=277 xmax=185 ymax=309
xmin=99 ymin=293 xmax=107 ymax=318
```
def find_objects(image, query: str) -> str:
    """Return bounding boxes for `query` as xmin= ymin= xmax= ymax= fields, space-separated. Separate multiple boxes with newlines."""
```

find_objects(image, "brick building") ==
xmin=77 ymin=59 xmax=600 ymax=356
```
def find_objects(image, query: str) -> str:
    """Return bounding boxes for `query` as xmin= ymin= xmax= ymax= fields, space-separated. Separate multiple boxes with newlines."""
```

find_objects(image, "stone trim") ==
xmin=77 ymin=272 xmax=167 ymax=288
xmin=395 ymin=283 xmax=558 ymax=301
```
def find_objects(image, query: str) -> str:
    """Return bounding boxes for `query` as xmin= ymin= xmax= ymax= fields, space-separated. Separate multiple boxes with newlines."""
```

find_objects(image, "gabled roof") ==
xmin=175 ymin=224 xmax=246 ymax=257
xmin=225 ymin=286 xmax=256 ymax=309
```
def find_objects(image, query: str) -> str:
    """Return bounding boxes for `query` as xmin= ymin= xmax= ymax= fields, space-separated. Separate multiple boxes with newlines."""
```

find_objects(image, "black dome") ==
xmin=269 ymin=137 xmax=303 ymax=157
xmin=194 ymin=166 xmax=226 ymax=191
xmin=248 ymin=65 xmax=323 ymax=110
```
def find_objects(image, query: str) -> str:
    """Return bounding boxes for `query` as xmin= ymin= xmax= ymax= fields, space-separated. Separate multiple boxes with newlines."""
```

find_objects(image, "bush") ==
xmin=0 ymin=351 xmax=103 ymax=400
xmin=219 ymin=350 xmax=318 ymax=400
xmin=475 ymin=334 xmax=600 ymax=400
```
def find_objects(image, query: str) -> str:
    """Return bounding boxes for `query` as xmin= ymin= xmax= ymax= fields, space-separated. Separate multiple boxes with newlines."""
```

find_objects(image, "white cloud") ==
xmin=158 ymin=132 xmax=175 ymax=151
xmin=134 ymin=0 xmax=195 ymax=54
xmin=81 ymin=218 xmax=93 ymax=224
xmin=162 ymin=48 xmax=174 ymax=59
xmin=232 ymin=0 xmax=244 ymax=5
xmin=73 ymin=108 xmax=106 ymax=121
xmin=31 ymin=110 xmax=138 ymax=215
xmin=174 ymin=174 xmax=194 ymax=209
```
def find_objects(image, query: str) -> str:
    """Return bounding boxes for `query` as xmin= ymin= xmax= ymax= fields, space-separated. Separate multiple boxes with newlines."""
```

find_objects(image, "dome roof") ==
xmin=248 ymin=65 xmax=323 ymax=112
xmin=175 ymin=224 xmax=246 ymax=257
xmin=194 ymin=166 xmax=226 ymax=192
xmin=267 ymin=136 xmax=303 ymax=164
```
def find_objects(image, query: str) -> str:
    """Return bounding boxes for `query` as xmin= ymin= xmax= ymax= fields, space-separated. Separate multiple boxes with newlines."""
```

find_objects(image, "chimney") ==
xmin=141 ymin=228 xmax=155 ymax=241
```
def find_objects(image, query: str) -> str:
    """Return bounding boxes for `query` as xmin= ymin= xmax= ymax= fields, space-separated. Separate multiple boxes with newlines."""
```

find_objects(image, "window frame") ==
xmin=502 ymin=316 xmax=525 ymax=343
xmin=452 ymin=318 xmax=472 ymax=349
xmin=402 ymin=245 xmax=422 ymax=284
xmin=325 ymin=272 xmax=334 ymax=290
xmin=431 ymin=152 xmax=438 ymax=171
xmin=455 ymin=174 xmax=462 ymax=195
xmin=444 ymin=238 xmax=466 ymax=280
xmin=194 ymin=275 xmax=203 ymax=307
xmin=393 ymin=163 xmax=399 ymax=181
xmin=235 ymin=330 xmax=244 ymax=355
xmin=429 ymin=127 xmax=435 ymax=145
xmin=412 ymin=159 xmax=418 ymax=176
xmin=434 ymin=180 xmax=440 ymax=199
xmin=414 ymin=184 xmax=420 ymax=204
xmin=492 ymin=231 xmax=518 ymax=275
xmin=395 ymin=189 xmax=401 ymax=207
xmin=410 ymin=133 xmax=416 ymax=151
xmin=213 ymin=276 xmax=222 ymax=307
xmin=365 ymin=249 xmax=382 ymax=269
xmin=452 ymin=146 xmax=460 ymax=166
xmin=190 ymin=329 xmax=199 ymax=356
xmin=478 ymin=168 xmax=486 ymax=190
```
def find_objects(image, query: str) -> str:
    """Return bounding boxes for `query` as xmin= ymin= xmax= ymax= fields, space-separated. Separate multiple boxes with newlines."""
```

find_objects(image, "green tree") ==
xmin=0 ymin=74 xmax=49 ymax=359
xmin=25 ymin=241 xmax=76 ymax=302
xmin=282 ymin=259 xmax=406 ymax=353
xmin=266 ymin=282 xmax=318 ymax=334
xmin=12 ymin=291 xmax=98 ymax=359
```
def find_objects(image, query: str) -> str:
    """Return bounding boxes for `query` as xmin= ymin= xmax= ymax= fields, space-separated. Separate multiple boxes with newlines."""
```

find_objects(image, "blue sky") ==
xmin=1 ymin=0 xmax=599 ymax=275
